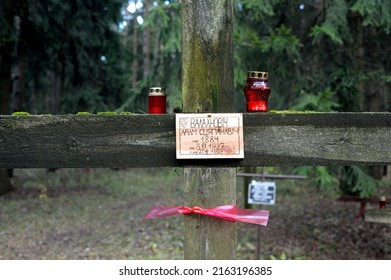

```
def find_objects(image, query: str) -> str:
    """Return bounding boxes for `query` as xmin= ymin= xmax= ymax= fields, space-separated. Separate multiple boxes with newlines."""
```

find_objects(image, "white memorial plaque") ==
xmin=176 ymin=113 xmax=244 ymax=159
xmin=248 ymin=181 xmax=276 ymax=205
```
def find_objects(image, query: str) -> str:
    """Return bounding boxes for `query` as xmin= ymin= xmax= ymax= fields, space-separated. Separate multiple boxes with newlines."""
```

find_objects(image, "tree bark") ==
xmin=131 ymin=14 xmax=139 ymax=90
xmin=11 ymin=15 xmax=25 ymax=112
xmin=142 ymin=0 xmax=151 ymax=78
xmin=181 ymin=0 xmax=236 ymax=259
xmin=0 ymin=0 xmax=14 ymax=195
xmin=358 ymin=26 xmax=385 ymax=185
xmin=181 ymin=0 xmax=234 ymax=113
xmin=0 ymin=42 xmax=12 ymax=115
xmin=49 ymin=61 xmax=63 ymax=114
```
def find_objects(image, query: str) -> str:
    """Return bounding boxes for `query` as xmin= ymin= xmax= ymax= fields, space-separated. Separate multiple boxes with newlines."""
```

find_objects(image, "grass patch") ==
xmin=0 ymin=168 xmax=184 ymax=259
xmin=1 ymin=168 xmax=390 ymax=260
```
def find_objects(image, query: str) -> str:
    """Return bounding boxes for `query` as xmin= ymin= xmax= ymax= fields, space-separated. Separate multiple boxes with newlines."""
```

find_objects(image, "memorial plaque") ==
xmin=176 ymin=113 xmax=244 ymax=159
xmin=248 ymin=181 xmax=276 ymax=205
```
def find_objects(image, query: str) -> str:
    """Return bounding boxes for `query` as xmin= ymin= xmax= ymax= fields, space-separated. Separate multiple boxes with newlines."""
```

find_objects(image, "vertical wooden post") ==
xmin=180 ymin=0 xmax=237 ymax=259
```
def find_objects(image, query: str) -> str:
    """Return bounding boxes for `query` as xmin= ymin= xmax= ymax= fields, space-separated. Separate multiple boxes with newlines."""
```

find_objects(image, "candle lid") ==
xmin=149 ymin=87 xmax=166 ymax=96
xmin=247 ymin=71 xmax=269 ymax=79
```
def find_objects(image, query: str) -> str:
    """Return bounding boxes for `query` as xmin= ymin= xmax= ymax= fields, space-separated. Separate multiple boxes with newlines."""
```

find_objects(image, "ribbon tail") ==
xmin=203 ymin=205 xmax=269 ymax=226
xmin=144 ymin=204 xmax=269 ymax=226
xmin=144 ymin=205 xmax=183 ymax=220
xmin=235 ymin=209 xmax=269 ymax=226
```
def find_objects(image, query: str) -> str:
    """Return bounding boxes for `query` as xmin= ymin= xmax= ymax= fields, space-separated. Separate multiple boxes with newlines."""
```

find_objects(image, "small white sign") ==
xmin=248 ymin=181 xmax=276 ymax=205
xmin=176 ymin=113 xmax=244 ymax=159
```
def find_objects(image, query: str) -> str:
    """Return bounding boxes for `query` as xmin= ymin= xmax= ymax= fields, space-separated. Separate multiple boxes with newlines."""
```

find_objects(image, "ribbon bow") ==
xmin=145 ymin=204 xmax=269 ymax=226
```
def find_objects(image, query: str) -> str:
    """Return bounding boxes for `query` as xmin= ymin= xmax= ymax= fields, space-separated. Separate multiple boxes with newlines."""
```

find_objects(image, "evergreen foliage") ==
xmin=1 ymin=0 xmax=390 ymax=197
xmin=118 ymin=0 xmax=181 ymax=113
xmin=1 ymin=0 xmax=126 ymax=114
xmin=233 ymin=0 xmax=390 ymax=197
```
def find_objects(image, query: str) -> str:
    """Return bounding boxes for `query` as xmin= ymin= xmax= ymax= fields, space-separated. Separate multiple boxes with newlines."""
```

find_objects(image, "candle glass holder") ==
xmin=243 ymin=71 xmax=271 ymax=112
xmin=148 ymin=87 xmax=166 ymax=114
xmin=379 ymin=196 xmax=387 ymax=209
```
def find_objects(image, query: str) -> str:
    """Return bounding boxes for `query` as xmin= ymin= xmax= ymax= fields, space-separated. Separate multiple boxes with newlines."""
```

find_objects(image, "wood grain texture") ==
xmin=180 ymin=0 xmax=236 ymax=260
xmin=365 ymin=209 xmax=391 ymax=224
xmin=1 ymin=113 xmax=390 ymax=168
xmin=0 ymin=114 xmax=175 ymax=168
xmin=183 ymin=167 xmax=237 ymax=259
xmin=181 ymin=0 xmax=234 ymax=113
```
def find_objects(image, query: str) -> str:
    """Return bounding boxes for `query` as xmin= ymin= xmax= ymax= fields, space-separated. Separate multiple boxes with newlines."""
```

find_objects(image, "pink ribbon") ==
xmin=145 ymin=204 xmax=269 ymax=226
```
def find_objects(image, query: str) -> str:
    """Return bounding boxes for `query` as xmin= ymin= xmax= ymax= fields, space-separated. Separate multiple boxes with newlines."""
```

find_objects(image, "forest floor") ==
xmin=0 ymin=168 xmax=390 ymax=260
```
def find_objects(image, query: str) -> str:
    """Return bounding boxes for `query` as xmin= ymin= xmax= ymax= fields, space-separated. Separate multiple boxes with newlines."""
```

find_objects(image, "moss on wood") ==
xmin=76 ymin=112 xmax=92 ymax=115
xmin=269 ymin=110 xmax=317 ymax=114
xmin=97 ymin=112 xmax=118 ymax=115
xmin=12 ymin=112 xmax=30 ymax=116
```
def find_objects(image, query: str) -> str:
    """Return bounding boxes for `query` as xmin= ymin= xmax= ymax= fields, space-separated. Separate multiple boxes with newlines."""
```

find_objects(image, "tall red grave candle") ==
xmin=148 ymin=87 xmax=166 ymax=114
xmin=379 ymin=196 xmax=387 ymax=209
xmin=243 ymin=71 xmax=271 ymax=112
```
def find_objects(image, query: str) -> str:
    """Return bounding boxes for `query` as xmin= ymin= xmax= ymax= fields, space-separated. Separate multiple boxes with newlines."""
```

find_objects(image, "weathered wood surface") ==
xmin=365 ymin=209 xmax=391 ymax=224
xmin=0 ymin=113 xmax=390 ymax=169
xmin=181 ymin=0 xmax=234 ymax=113
xmin=183 ymin=167 xmax=237 ymax=259
xmin=181 ymin=0 xmax=236 ymax=259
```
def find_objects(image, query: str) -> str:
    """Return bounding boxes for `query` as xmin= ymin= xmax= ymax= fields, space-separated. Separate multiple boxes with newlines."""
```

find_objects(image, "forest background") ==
xmin=0 ymin=1 xmax=391 ymax=202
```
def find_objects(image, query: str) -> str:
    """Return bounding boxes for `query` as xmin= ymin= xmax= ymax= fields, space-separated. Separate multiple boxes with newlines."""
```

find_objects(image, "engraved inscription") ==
xmin=176 ymin=113 xmax=244 ymax=159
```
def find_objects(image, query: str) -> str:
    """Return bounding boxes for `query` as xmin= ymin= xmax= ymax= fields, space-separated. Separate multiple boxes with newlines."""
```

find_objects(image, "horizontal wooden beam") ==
xmin=236 ymin=173 xmax=307 ymax=179
xmin=337 ymin=195 xmax=384 ymax=204
xmin=0 ymin=113 xmax=390 ymax=168
xmin=365 ymin=209 xmax=391 ymax=224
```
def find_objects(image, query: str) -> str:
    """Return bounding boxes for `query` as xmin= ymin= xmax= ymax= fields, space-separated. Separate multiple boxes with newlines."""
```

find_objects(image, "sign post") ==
xmin=248 ymin=181 xmax=276 ymax=205
xmin=247 ymin=180 xmax=277 ymax=260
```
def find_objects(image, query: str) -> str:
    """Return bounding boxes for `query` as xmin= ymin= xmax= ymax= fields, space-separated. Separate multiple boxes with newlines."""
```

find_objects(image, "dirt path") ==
xmin=1 ymin=168 xmax=390 ymax=259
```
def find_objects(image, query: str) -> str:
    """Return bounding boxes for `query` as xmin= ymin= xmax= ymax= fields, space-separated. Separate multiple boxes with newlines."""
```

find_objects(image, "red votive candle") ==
xmin=148 ymin=87 xmax=166 ymax=114
xmin=379 ymin=196 xmax=386 ymax=209
xmin=243 ymin=71 xmax=271 ymax=112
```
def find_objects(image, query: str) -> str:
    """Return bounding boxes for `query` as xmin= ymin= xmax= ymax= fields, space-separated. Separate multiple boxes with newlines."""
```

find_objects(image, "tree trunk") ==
xmin=131 ymin=14 xmax=139 ymax=90
xmin=181 ymin=0 xmax=236 ymax=259
xmin=359 ymin=27 xmax=385 ymax=184
xmin=11 ymin=58 xmax=25 ymax=112
xmin=11 ymin=15 xmax=25 ymax=112
xmin=0 ymin=0 xmax=14 ymax=195
xmin=142 ymin=0 xmax=151 ymax=78
xmin=49 ymin=61 xmax=63 ymax=114
xmin=0 ymin=47 xmax=11 ymax=115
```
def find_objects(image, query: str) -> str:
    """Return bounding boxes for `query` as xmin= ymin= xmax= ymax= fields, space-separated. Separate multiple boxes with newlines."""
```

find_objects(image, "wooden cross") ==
xmin=0 ymin=0 xmax=390 ymax=259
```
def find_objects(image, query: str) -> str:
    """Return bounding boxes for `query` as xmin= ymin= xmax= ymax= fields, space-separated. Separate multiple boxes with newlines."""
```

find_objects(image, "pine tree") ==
xmin=234 ymin=0 xmax=391 ymax=197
